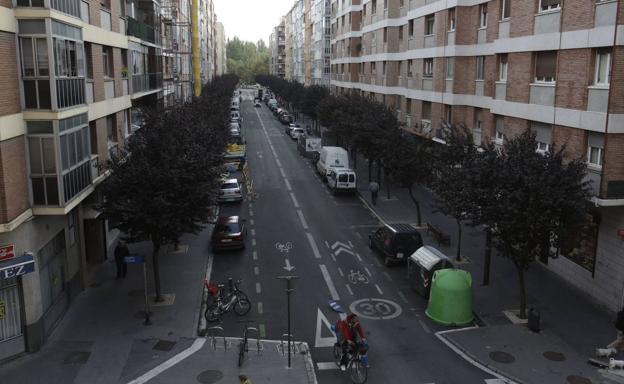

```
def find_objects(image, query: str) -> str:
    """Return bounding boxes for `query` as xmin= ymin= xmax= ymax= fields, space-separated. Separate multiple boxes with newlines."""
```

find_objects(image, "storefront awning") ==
xmin=0 ymin=253 xmax=35 ymax=280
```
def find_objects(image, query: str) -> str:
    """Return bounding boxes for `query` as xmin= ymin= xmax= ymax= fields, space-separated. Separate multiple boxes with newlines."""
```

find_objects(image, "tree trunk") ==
xmin=368 ymin=158 xmax=372 ymax=181
xmin=152 ymin=240 xmax=164 ymax=302
xmin=407 ymin=185 xmax=422 ymax=227
xmin=376 ymin=162 xmax=382 ymax=184
xmin=455 ymin=218 xmax=462 ymax=262
xmin=385 ymin=169 xmax=391 ymax=199
xmin=482 ymin=227 xmax=492 ymax=286
xmin=517 ymin=266 xmax=527 ymax=319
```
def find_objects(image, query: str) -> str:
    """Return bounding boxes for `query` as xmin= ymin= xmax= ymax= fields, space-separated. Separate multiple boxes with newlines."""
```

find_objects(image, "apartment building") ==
xmin=285 ymin=11 xmax=294 ymax=79
xmin=270 ymin=18 xmax=286 ymax=78
xmin=311 ymin=0 xmax=332 ymax=86
xmin=162 ymin=0 xmax=192 ymax=105
xmin=215 ymin=21 xmax=226 ymax=76
xmin=0 ymin=0 xmax=220 ymax=362
xmin=330 ymin=0 xmax=624 ymax=313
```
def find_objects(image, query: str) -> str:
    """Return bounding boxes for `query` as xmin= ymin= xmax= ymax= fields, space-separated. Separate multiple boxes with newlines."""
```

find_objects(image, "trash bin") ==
xmin=407 ymin=246 xmax=454 ymax=299
xmin=528 ymin=308 xmax=540 ymax=333
xmin=425 ymin=269 xmax=473 ymax=326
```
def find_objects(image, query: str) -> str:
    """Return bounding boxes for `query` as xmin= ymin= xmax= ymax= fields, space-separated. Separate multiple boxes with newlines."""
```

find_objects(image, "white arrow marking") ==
xmin=334 ymin=247 xmax=354 ymax=256
xmin=331 ymin=241 xmax=351 ymax=250
xmin=283 ymin=259 xmax=295 ymax=271
xmin=314 ymin=308 xmax=337 ymax=348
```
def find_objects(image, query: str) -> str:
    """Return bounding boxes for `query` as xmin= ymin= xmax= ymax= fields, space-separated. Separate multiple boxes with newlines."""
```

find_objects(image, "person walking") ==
xmin=114 ymin=240 xmax=129 ymax=279
xmin=238 ymin=374 xmax=252 ymax=384
xmin=369 ymin=181 xmax=379 ymax=206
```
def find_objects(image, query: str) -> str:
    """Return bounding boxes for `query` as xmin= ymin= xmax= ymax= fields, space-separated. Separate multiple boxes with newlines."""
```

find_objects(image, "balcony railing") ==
xmin=127 ymin=17 xmax=156 ymax=43
xmin=56 ymin=78 xmax=85 ymax=109
xmin=51 ymin=0 xmax=80 ymax=18
xmin=132 ymin=73 xmax=163 ymax=94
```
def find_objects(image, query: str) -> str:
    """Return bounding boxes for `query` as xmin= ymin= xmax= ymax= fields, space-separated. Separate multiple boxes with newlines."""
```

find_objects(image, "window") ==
xmin=382 ymin=61 xmax=386 ymax=75
xmin=501 ymin=0 xmax=511 ymax=19
xmin=383 ymin=27 xmax=387 ymax=43
xmin=594 ymin=49 xmax=611 ymax=86
xmin=398 ymin=61 xmax=402 ymax=76
xmin=409 ymin=20 xmax=414 ymax=37
xmin=19 ymin=34 xmax=51 ymax=110
xmin=423 ymin=58 xmax=433 ymax=77
xmin=532 ymin=122 xmax=552 ymax=153
xmin=408 ymin=59 xmax=413 ymax=77
xmin=539 ymin=0 xmax=560 ymax=12
xmin=399 ymin=0 xmax=404 ymax=7
xmin=371 ymin=62 xmax=376 ymax=75
xmin=372 ymin=0 xmax=376 ymax=14
xmin=422 ymin=101 xmax=432 ymax=121
xmin=499 ymin=54 xmax=508 ymax=81
xmin=102 ymin=46 xmax=113 ymax=78
xmin=446 ymin=57 xmax=454 ymax=79
xmin=425 ymin=14 xmax=435 ymax=35
xmin=476 ymin=56 xmax=485 ymax=80
xmin=587 ymin=146 xmax=603 ymax=167
xmin=495 ymin=116 xmax=504 ymax=143
xmin=68 ymin=209 xmax=77 ymax=245
xmin=479 ymin=4 xmax=488 ymax=28
xmin=448 ymin=8 xmax=456 ymax=31
xmin=399 ymin=26 xmax=403 ymax=41
xmin=474 ymin=119 xmax=482 ymax=146
xmin=535 ymin=51 xmax=557 ymax=83
xmin=383 ymin=0 xmax=387 ymax=9
xmin=445 ymin=105 xmax=452 ymax=123
xmin=406 ymin=98 xmax=412 ymax=115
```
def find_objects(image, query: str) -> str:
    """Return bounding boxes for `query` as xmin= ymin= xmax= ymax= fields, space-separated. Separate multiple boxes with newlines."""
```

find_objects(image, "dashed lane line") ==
xmin=256 ymin=282 xmax=261 ymax=294
xmin=258 ymin=302 xmax=263 ymax=315
xmin=355 ymin=253 xmax=363 ymax=262
xmin=252 ymin=239 xmax=256 ymax=247
xmin=252 ymin=251 xmax=258 ymax=261
xmin=250 ymin=219 xmax=255 ymax=226
xmin=251 ymin=229 xmax=256 ymax=237
xmin=307 ymin=233 xmax=322 ymax=259
xmin=346 ymin=284 xmax=353 ymax=295
xmin=337 ymin=267 xmax=344 ymax=277
xmin=296 ymin=209 xmax=309 ymax=230
xmin=254 ymin=266 xmax=259 ymax=275
xmin=284 ymin=179 xmax=292 ymax=191
xmin=375 ymin=284 xmax=383 ymax=295
xmin=364 ymin=267 xmax=372 ymax=277
xmin=290 ymin=192 xmax=300 ymax=208
xmin=319 ymin=264 xmax=340 ymax=301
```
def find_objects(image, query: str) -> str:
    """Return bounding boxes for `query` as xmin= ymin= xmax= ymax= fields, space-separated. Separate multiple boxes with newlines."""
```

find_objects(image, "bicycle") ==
xmin=348 ymin=270 xmax=369 ymax=285
xmin=238 ymin=319 xmax=260 ymax=367
xmin=331 ymin=329 xmax=369 ymax=384
xmin=204 ymin=278 xmax=251 ymax=322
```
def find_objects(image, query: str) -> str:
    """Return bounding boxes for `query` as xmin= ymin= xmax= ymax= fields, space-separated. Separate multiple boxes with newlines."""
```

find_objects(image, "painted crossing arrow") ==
xmin=283 ymin=259 xmax=295 ymax=271
xmin=331 ymin=241 xmax=354 ymax=257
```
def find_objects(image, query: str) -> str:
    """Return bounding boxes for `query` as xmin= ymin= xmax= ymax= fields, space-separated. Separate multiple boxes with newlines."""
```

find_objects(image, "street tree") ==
xmin=100 ymin=78 xmax=233 ymax=301
xmin=491 ymin=130 xmax=591 ymax=318
xmin=301 ymin=85 xmax=329 ymax=132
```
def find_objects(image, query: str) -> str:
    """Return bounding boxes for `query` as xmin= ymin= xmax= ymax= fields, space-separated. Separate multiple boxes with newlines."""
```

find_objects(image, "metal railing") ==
xmin=126 ymin=17 xmax=156 ymax=43
xmin=132 ymin=73 xmax=163 ymax=93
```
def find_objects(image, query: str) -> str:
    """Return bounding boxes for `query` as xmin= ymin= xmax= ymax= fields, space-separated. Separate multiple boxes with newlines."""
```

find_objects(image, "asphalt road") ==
xmin=211 ymin=89 xmax=494 ymax=384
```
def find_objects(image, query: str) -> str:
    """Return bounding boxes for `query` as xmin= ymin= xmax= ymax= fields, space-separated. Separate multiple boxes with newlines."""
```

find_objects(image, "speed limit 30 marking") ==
xmin=349 ymin=298 xmax=403 ymax=320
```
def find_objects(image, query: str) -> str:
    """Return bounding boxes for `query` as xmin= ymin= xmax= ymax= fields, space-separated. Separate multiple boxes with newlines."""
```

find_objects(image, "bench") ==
xmin=426 ymin=223 xmax=451 ymax=247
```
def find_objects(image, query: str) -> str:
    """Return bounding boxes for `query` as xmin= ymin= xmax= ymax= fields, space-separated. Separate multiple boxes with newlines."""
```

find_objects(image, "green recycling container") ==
xmin=425 ymin=268 xmax=474 ymax=326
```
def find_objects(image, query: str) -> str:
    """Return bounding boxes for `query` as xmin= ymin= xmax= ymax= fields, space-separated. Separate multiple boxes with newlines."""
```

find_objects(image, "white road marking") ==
xmin=248 ymin=203 xmax=253 ymax=209
xmin=314 ymin=308 xmax=338 ymax=348
xmin=324 ymin=241 xmax=330 ymax=248
xmin=484 ymin=379 xmax=507 ymax=384
xmin=284 ymin=179 xmax=292 ymax=191
xmin=250 ymin=219 xmax=254 ymax=226
xmin=346 ymin=284 xmax=353 ymax=295
xmin=296 ymin=210 xmax=309 ymax=229
xmin=319 ymin=264 xmax=340 ymax=301
xmin=126 ymin=338 xmax=206 ymax=384
xmin=252 ymin=238 xmax=256 ymax=247
xmin=375 ymin=284 xmax=383 ymax=295
xmin=256 ymin=282 xmax=261 ymax=294
xmin=316 ymin=362 xmax=338 ymax=370
xmin=419 ymin=320 xmax=431 ymax=334
xmin=383 ymin=271 xmax=393 ymax=281
xmin=337 ymin=267 xmax=344 ymax=277
xmin=364 ymin=267 xmax=372 ymax=277
xmin=276 ymin=159 xmax=282 ymax=167
xmin=249 ymin=211 xmax=254 ymax=217
xmin=307 ymin=233 xmax=322 ymax=259
xmin=252 ymin=251 xmax=258 ymax=261
xmin=373 ymin=258 xmax=382 ymax=267
xmin=258 ymin=302 xmax=263 ymax=314
xmin=348 ymin=241 xmax=354 ymax=248
xmin=397 ymin=291 xmax=409 ymax=303
xmin=280 ymin=168 xmax=286 ymax=178
xmin=355 ymin=253 xmax=363 ymax=262
xmin=355 ymin=232 xmax=362 ymax=239
xmin=251 ymin=229 xmax=256 ymax=236
xmin=254 ymin=266 xmax=259 ymax=275
xmin=290 ymin=192 xmax=300 ymax=208
xmin=331 ymin=253 xmax=337 ymax=262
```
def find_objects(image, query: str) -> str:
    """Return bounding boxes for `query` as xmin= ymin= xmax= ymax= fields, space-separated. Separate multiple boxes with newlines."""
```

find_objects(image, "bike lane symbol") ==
xmin=349 ymin=298 xmax=402 ymax=320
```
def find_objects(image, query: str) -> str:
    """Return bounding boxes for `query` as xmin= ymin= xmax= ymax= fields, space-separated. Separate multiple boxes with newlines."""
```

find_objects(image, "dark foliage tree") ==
xmin=99 ymin=76 xmax=235 ymax=301
xmin=491 ymin=130 xmax=591 ymax=318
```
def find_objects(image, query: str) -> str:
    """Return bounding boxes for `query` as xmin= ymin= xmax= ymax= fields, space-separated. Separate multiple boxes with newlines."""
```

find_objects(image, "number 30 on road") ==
xmin=349 ymin=298 xmax=402 ymax=320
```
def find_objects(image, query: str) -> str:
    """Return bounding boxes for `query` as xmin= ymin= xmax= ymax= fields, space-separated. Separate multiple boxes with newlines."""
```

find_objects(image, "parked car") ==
xmin=217 ymin=178 xmax=243 ymax=203
xmin=254 ymin=101 xmax=261 ymax=107
xmin=230 ymin=122 xmax=241 ymax=132
xmin=290 ymin=127 xmax=305 ymax=140
xmin=280 ymin=113 xmax=294 ymax=125
xmin=369 ymin=223 xmax=424 ymax=266
xmin=285 ymin=123 xmax=300 ymax=135
xmin=326 ymin=168 xmax=356 ymax=194
xmin=210 ymin=216 xmax=247 ymax=251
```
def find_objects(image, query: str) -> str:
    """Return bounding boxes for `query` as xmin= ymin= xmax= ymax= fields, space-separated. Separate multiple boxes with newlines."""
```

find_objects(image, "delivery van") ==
xmin=316 ymin=146 xmax=349 ymax=179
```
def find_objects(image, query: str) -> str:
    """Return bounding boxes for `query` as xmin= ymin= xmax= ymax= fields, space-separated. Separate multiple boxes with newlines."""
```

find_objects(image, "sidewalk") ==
xmin=352 ymin=155 xmax=624 ymax=384
xmin=0 ymin=224 xmax=317 ymax=383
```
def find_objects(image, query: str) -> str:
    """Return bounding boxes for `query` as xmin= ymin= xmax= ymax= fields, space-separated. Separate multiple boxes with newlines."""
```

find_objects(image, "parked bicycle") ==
xmin=204 ymin=278 xmax=251 ymax=322
xmin=238 ymin=319 xmax=260 ymax=367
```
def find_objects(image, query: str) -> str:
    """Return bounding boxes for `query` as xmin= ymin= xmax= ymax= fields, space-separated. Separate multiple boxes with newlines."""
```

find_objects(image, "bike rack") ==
xmin=279 ymin=333 xmax=300 ymax=355
xmin=206 ymin=326 xmax=229 ymax=351
xmin=245 ymin=326 xmax=262 ymax=353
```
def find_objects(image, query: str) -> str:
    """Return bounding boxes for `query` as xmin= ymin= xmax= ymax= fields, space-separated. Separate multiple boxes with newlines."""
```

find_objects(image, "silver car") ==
xmin=218 ymin=179 xmax=243 ymax=203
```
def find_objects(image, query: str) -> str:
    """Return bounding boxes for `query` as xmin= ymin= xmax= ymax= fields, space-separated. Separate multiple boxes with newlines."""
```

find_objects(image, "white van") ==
xmin=327 ymin=168 xmax=356 ymax=194
xmin=316 ymin=146 xmax=349 ymax=179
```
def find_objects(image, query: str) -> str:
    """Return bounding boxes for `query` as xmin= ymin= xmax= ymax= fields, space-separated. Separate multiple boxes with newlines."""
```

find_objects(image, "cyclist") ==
xmin=335 ymin=313 xmax=367 ymax=371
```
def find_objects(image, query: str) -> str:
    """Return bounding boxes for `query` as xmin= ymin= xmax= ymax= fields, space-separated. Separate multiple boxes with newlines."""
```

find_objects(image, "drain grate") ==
xmin=63 ymin=351 xmax=91 ymax=364
xmin=489 ymin=351 xmax=515 ymax=364
xmin=566 ymin=375 xmax=593 ymax=384
xmin=153 ymin=340 xmax=176 ymax=351
xmin=196 ymin=370 xmax=223 ymax=384
xmin=543 ymin=351 xmax=566 ymax=362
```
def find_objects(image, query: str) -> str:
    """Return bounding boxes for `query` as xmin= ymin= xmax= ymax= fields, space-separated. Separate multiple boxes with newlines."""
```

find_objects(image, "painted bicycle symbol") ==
xmin=275 ymin=242 xmax=293 ymax=253
xmin=348 ymin=270 xmax=369 ymax=285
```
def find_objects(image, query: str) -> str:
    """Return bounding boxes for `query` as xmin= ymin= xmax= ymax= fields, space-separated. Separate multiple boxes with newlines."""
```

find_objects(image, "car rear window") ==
xmin=221 ymin=182 xmax=238 ymax=189
xmin=349 ymin=174 xmax=355 ymax=182
xmin=394 ymin=233 xmax=422 ymax=250
xmin=338 ymin=174 xmax=348 ymax=182
xmin=215 ymin=223 xmax=240 ymax=233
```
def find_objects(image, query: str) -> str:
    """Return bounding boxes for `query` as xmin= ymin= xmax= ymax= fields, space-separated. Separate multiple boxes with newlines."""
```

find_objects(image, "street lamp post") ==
xmin=276 ymin=275 xmax=299 ymax=368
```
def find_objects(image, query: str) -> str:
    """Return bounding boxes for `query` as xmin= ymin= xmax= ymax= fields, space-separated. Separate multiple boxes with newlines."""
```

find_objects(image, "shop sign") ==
xmin=0 ymin=244 xmax=15 ymax=261
xmin=0 ymin=253 xmax=35 ymax=280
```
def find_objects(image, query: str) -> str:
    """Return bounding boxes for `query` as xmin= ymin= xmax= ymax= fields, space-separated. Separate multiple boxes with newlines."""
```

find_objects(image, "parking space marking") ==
xmin=252 ymin=251 xmax=258 ymax=261
xmin=337 ymin=267 xmax=344 ymax=277
xmin=296 ymin=210 xmax=309 ymax=230
xmin=355 ymin=253 xmax=363 ymax=262
xmin=251 ymin=229 xmax=256 ymax=237
xmin=290 ymin=192 xmax=300 ymax=208
xmin=250 ymin=219 xmax=254 ymax=226
xmin=346 ymin=284 xmax=353 ymax=295
xmin=284 ymin=179 xmax=292 ymax=191
xmin=252 ymin=238 xmax=256 ymax=247
xmin=256 ymin=282 xmax=261 ymax=294
xmin=324 ymin=241 xmax=330 ymax=248
xmin=254 ymin=266 xmax=260 ymax=275
xmin=319 ymin=264 xmax=340 ymax=301
xmin=348 ymin=241 xmax=354 ymax=248
xmin=373 ymin=258 xmax=382 ymax=267
xmin=306 ymin=233 xmax=322 ymax=259
xmin=419 ymin=320 xmax=431 ymax=334
xmin=375 ymin=284 xmax=383 ymax=295
xmin=249 ymin=211 xmax=254 ymax=217
xmin=258 ymin=302 xmax=263 ymax=315
xmin=317 ymin=362 xmax=338 ymax=371
xmin=397 ymin=291 xmax=409 ymax=304
xmin=331 ymin=253 xmax=336 ymax=262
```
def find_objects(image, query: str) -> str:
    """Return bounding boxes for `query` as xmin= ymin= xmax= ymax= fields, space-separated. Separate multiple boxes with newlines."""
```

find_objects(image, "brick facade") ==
xmin=0 ymin=136 xmax=29 ymax=224
xmin=555 ymin=49 xmax=591 ymax=110
xmin=0 ymin=32 xmax=21 ymax=116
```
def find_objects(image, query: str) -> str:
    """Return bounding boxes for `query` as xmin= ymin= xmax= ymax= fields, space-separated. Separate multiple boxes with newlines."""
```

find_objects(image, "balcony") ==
xmin=127 ymin=17 xmax=156 ymax=44
xmin=132 ymin=72 xmax=163 ymax=94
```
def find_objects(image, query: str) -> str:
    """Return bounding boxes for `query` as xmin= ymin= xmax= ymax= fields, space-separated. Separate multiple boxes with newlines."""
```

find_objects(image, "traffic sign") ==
xmin=124 ymin=255 xmax=144 ymax=264
xmin=0 ymin=244 xmax=15 ymax=261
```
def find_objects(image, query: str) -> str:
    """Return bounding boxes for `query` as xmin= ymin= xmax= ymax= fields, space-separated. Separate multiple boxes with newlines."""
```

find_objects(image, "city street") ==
xmin=211 ymin=89 xmax=497 ymax=383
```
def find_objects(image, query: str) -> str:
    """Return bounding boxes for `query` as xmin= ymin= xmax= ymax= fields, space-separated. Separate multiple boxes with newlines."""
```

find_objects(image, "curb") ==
xmin=435 ymin=328 xmax=522 ymax=384
xmin=197 ymin=206 xmax=219 ymax=336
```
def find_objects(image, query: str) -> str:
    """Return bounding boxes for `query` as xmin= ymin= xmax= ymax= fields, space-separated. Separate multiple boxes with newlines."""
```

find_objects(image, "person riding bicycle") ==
xmin=335 ymin=314 xmax=367 ymax=371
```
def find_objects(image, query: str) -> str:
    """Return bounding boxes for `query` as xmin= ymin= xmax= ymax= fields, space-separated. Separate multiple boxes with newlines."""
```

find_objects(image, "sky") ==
xmin=214 ymin=0 xmax=295 ymax=46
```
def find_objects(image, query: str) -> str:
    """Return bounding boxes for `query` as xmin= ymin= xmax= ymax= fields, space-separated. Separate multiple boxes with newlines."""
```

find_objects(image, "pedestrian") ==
xmin=369 ymin=181 xmax=379 ymax=206
xmin=114 ymin=240 xmax=129 ymax=279
xmin=608 ymin=306 xmax=624 ymax=351
xmin=238 ymin=374 xmax=252 ymax=384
